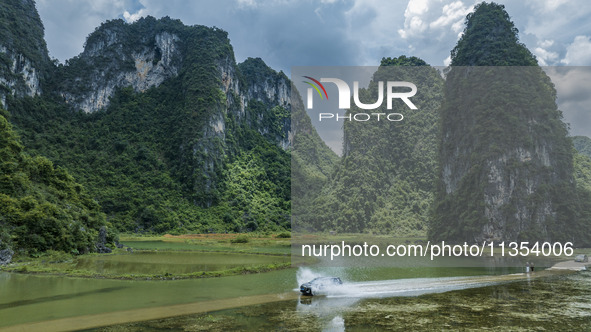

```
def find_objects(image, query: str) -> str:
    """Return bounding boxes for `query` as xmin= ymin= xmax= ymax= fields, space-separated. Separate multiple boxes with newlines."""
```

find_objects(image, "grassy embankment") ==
xmin=0 ymin=233 xmax=293 ymax=280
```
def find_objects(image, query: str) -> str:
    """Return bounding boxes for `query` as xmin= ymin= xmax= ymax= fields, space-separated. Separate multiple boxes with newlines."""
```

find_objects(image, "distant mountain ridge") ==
xmin=573 ymin=136 xmax=591 ymax=158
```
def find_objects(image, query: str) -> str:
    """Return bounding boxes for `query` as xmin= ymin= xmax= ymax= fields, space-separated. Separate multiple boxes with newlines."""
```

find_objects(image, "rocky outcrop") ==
xmin=58 ymin=22 xmax=182 ymax=113
xmin=0 ymin=1 xmax=328 ymax=238
xmin=0 ymin=238 xmax=14 ymax=265
xmin=0 ymin=248 xmax=13 ymax=265
xmin=433 ymin=65 xmax=576 ymax=243
xmin=185 ymin=56 xmax=293 ymax=204
xmin=95 ymin=226 xmax=112 ymax=254
xmin=238 ymin=57 xmax=292 ymax=148
xmin=56 ymin=21 xmax=292 ymax=151
xmin=0 ymin=0 xmax=50 ymax=107
xmin=242 ymin=66 xmax=290 ymax=109
xmin=0 ymin=45 xmax=42 ymax=105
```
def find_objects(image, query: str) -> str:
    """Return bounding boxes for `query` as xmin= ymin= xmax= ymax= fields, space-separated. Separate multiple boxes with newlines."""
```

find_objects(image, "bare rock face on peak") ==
xmin=55 ymin=18 xmax=183 ymax=114
xmin=0 ymin=0 xmax=50 ymax=106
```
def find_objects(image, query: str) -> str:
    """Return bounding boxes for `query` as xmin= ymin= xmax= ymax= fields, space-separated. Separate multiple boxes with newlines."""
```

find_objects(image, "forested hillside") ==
xmin=300 ymin=56 xmax=443 ymax=236
xmin=0 ymin=0 xmax=335 ymax=242
xmin=573 ymin=136 xmax=591 ymax=158
xmin=0 ymin=110 xmax=115 ymax=259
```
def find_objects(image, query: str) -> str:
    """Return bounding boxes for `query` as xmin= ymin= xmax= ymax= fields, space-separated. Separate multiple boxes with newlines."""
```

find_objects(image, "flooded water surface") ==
xmin=91 ymin=270 xmax=591 ymax=331
xmin=1 ymin=254 xmax=590 ymax=331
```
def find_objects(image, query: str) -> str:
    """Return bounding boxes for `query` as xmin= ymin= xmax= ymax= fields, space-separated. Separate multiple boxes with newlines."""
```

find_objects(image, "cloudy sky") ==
xmin=35 ymin=0 xmax=591 ymax=143
xmin=37 ymin=0 xmax=591 ymax=70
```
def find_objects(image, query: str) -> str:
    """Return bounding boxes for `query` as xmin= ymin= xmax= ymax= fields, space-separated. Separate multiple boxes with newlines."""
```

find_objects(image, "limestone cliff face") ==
xmin=436 ymin=93 xmax=570 ymax=243
xmin=2 ymin=1 xmax=330 ymax=234
xmin=0 ymin=45 xmax=42 ymax=104
xmin=56 ymin=19 xmax=291 ymax=148
xmin=0 ymin=0 xmax=49 ymax=106
xmin=57 ymin=19 xmax=182 ymax=113
xmin=238 ymin=57 xmax=291 ymax=149
xmin=3 ymin=3 xmax=297 ymax=212
xmin=192 ymin=57 xmax=292 ymax=201
xmin=242 ymin=64 xmax=290 ymax=109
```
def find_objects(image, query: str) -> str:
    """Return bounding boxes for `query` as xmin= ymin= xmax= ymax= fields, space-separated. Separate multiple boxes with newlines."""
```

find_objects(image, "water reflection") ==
xmin=0 ymin=286 xmax=127 ymax=310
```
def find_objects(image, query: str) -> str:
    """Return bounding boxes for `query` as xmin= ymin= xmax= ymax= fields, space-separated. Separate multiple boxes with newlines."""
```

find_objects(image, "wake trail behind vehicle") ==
xmin=296 ymin=267 xmax=573 ymax=299
xmin=322 ymin=276 xmax=499 ymax=298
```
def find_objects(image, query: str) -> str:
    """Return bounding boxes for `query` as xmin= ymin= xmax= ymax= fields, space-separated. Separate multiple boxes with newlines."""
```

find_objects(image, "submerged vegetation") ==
xmin=90 ymin=270 xmax=591 ymax=331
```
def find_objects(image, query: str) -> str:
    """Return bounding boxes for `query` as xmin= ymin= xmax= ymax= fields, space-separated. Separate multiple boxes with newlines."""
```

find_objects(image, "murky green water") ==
xmin=91 ymin=271 xmax=591 ymax=331
xmin=75 ymin=252 xmax=289 ymax=275
xmin=0 ymin=257 xmax=516 ymax=329
xmin=1 ymin=250 xmax=585 ymax=331
xmin=0 ymin=254 xmax=295 ymax=328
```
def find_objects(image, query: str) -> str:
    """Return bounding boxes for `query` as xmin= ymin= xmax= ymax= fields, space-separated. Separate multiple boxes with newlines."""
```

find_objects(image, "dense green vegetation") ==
xmin=8 ymin=87 xmax=291 ymax=234
xmin=290 ymin=81 xmax=340 ymax=232
xmin=431 ymin=2 xmax=587 ymax=245
xmin=0 ymin=110 xmax=115 ymax=255
xmin=5 ymin=18 xmax=298 ymax=237
xmin=0 ymin=0 xmax=50 ymax=70
xmin=297 ymin=56 xmax=443 ymax=235
xmin=3 ymin=0 xmax=591 ymax=258
xmin=573 ymin=136 xmax=591 ymax=158
xmin=450 ymin=3 xmax=537 ymax=66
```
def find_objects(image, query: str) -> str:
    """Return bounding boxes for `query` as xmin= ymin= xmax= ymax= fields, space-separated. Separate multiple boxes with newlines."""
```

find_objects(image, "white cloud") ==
xmin=443 ymin=55 xmax=451 ymax=66
xmin=398 ymin=0 xmax=431 ymax=39
xmin=533 ymin=39 xmax=559 ymax=66
xmin=395 ymin=0 xmax=474 ymax=66
xmin=398 ymin=0 xmax=473 ymax=40
xmin=34 ymin=0 xmax=591 ymax=71
xmin=561 ymin=35 xmax=591 ymax=65
xmin=430 ymin=1 xmax=469 ymax=31
xmin=539 ymin=39 xmax=554 ymax=48
xmin=407 ymin=0 xmax=430 ymax=15
xmin=236 ymin=0 xmax=258 ymax=8
xmin=519 ymin=0 xmax=591 ymax=60
xmin=534 ymin=0 xmax=569 ymax=13
xmin=123 ymin=8 xmax=148 ymax=23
